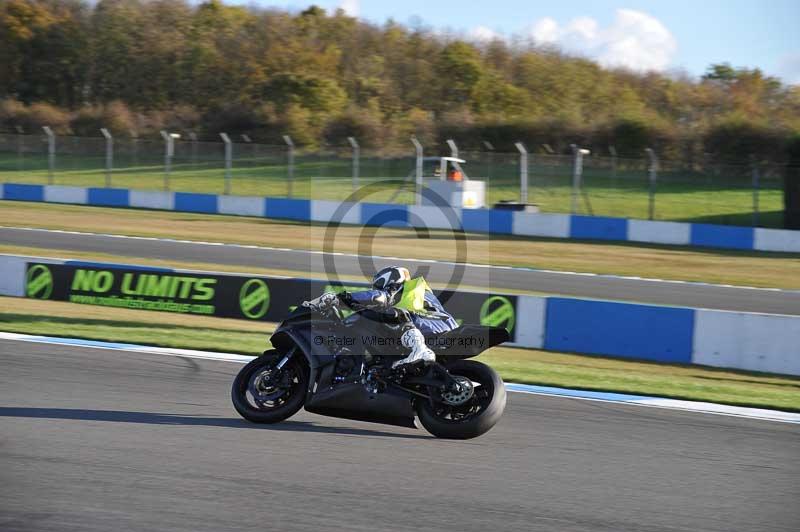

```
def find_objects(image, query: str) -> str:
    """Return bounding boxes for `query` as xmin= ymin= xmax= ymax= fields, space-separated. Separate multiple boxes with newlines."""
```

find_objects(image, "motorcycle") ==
xmin=231 ymin=303 xmax=509 ymax=439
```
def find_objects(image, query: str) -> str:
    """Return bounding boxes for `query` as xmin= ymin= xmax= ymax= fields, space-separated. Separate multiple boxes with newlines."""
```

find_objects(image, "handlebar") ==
xmin=330 ymin=304 xmax=345 ymax=322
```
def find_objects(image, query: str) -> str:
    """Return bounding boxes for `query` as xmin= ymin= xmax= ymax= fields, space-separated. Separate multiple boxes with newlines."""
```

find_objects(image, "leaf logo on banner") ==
xmin=239 ymin=278 xmax=270 ymax=319
xmin=26 ymin=264 xmax=54 ymax=300
xmin=480 ymin=296 xmax=515 ymax=333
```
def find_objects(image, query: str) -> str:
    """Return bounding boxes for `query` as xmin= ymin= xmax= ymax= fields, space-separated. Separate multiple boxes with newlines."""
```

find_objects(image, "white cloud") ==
xmin=776 ymin=52 xmax=800 ymax=85
xmin=530 ymin=17 xmax=559 ymax=44
xmin=469 ymin=25 xmax=502 ymax=42
xmin=339 ymin=0 xmax=359 ymax=17
xmin=565 ymin=17 xmax=597 ymax=42
xmin=528 ymin=9 xmax=677 ymax=72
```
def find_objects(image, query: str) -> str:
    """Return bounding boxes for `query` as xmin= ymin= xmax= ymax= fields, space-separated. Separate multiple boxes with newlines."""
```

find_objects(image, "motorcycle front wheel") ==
xmin=416 ymin=360 xmax=506 ymax=439
xmin=231 ymin=349 xmax=308 ymax=424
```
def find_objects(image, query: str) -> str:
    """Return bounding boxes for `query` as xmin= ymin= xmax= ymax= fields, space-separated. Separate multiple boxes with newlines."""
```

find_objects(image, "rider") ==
xmin=302 ymin=267 xmax=458 ymax=368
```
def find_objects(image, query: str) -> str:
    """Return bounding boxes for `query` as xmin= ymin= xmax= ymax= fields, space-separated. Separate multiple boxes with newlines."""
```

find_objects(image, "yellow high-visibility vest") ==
xmin=394 ymin=277 xmax=432 ymax=312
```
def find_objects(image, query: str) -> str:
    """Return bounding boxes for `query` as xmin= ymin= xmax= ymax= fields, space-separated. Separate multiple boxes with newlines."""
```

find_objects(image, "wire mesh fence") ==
xmin=0 ymin=133 xmax=787 ymax=228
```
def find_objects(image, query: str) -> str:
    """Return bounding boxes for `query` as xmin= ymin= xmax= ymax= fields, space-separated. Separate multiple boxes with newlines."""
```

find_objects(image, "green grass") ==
xmin=2 ymin=296 xmax=799 ymax=412
xmin=2 ymin=313 xmax=266 ymax=354
xmin=0 ymin=151 xmax=783 ymax=227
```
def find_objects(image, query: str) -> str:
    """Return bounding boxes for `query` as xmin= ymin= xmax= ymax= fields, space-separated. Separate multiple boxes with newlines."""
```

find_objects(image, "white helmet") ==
xmin=372 ymin=266 xmax=411 ymax=291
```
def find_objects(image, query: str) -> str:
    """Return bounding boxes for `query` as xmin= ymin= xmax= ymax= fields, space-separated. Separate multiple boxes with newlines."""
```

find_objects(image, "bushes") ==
xmin=703 ymin=117 xmax=786 ymax=163
xmin=0 ymin=99 xmax=205 ymax=138
xmin=0 ymin=99 xmax=71 ymax=133
xmin=323 ymin=105 xmax=385 ymax=149
xmin=597 ymin=118 xmax=678 ymax=159
xmin=70 ymin=102 xmax=138 ymax=136
xmin=0 ymin=97 xmax=795 ymax=163
xmin=0 ymin=99 xmax=27 ymax=131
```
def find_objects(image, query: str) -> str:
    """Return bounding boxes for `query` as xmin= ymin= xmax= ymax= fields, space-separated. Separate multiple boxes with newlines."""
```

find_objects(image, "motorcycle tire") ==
xmin=231 ymin=349 xmax=308 ymax=424
xmin=416 ymin=360 xmax=506 ymax=439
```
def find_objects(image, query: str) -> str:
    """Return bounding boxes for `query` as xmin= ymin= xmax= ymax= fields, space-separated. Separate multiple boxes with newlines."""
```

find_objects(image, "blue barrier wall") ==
xmin=2 ymin=183 xmax=798 ymax=253
xmin=462 ymin=209 xmax=514 ymax=234
xmin=690 ymin=223 xmax=755 ymax=250
xmin=174 ymin=192 xmax=218 ymax=214
xmin=570 ymin=215 xmax=628 ymax=241
xmin=4 ymin=183 xmax=44 ymax=202
xmin=88 ymin=187 xmax=129 ymax=207
xmin=544 ymin=298 xmax=695 ymax=363
xmin=361 ymin=203 xmax=408 ymax=227
xmin=265 ymin=197 xmax=311 ymax=221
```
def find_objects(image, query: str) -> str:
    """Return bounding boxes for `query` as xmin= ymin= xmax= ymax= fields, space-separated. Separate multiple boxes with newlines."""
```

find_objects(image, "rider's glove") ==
xmin=302 ymin=292 xmax=339 ymax=312
xmin=386 ymin=307 xmax=412 ymax=323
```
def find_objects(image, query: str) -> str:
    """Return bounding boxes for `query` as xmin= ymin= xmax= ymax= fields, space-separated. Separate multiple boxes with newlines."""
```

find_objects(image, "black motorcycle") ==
xmin=231 ymin=304 xmax=508 ymax=439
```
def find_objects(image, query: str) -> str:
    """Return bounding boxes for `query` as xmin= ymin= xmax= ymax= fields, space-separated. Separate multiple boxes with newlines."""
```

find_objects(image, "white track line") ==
xmin=2 ymin=226 xmax=795 ymax=294
xmin=2 ymin=331 xmax=798 ymax=425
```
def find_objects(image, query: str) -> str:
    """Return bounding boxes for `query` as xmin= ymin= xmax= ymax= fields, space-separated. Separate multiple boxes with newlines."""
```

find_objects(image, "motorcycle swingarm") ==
xmin=401 ymin=363 xmax=458 ymax=388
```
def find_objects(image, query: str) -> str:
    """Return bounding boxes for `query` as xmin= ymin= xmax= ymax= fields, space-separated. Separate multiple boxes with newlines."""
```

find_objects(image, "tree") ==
xmin=437 ymin=41 xmax=483 ymax=111
xmin=0 ymin=2 xmax=796 ymax=159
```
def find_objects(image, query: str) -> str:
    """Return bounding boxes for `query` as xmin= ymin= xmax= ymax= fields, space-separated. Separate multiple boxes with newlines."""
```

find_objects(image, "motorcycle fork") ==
xmin=275 ymin=346 xmax=296 ymax=370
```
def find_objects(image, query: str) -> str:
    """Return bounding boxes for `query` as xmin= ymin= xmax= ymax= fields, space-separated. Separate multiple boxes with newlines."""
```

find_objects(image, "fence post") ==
xmin=282 ymin=135 xmax=294 ymax=198
xmin=15 ymin=125 xmax=24 ymax=171
xmin=570 ymin=145 xmax=591 ymax=214
xmin=645 ymin=148 xmax=658 ymax=221
xmin=130 ymin=130 xmax=139 ymax=168
xmin=515 ymin=142 xmax=529 ymax=204
xmin=347 ymin=137 xmax=360 ymax=191
xmin=411 ymin=136 xmax=423 ymax=206
xmin=188 ymin=131 xmax=198 ymax=169
xmin=241 ymin=134 xmax=257 ymax=161
xmin=160 ymin=130 xmax=175 ymax=191
xmin=42 ymin=126 xmax=55 ymax=184
xmin=609 ymin=145 xmax=618 ymax=178
xmin=446 ymin=139 xmax=459 ymax=159
xmin=220 ymin=133 xmax=232 ymax=195
xmin=750 ymin=154 xmax=760 ymax=227
xmin=100 ymin=128 xmax=113 ymax=187
xmin=482 ymin=141 xmax=494 ymax=181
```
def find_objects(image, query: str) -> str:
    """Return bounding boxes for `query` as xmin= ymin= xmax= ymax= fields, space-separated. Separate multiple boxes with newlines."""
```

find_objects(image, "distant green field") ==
xmin=0 ymin=151 xmax=783 ymax=227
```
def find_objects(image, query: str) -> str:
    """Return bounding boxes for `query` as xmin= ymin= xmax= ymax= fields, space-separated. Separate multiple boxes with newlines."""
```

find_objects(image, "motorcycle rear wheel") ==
xmin=416 ymin=360 xmax=506 ymax=439
xmin=231 ymin=349 xmax=308 ymax=424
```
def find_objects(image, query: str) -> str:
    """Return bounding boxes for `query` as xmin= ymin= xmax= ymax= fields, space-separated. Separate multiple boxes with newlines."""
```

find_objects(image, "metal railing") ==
xmin=0 ymin=130 xmax=788 ymax=228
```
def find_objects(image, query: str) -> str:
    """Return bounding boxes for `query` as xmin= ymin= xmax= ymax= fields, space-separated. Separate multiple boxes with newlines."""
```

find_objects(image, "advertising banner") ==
xmin=24 ymin=262 xmax=518 ymax=340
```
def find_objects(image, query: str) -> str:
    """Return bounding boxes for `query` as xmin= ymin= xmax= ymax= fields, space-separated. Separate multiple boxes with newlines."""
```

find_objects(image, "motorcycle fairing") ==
xmin=304 ymin=378 xmax=417 ymax=428
xmin=266 ymin=306 xmax=508 ymax=429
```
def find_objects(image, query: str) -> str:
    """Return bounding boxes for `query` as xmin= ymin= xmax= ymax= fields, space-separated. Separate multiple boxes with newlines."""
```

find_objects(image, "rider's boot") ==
xmin=392 ymin=327 xmax=435 ymax=369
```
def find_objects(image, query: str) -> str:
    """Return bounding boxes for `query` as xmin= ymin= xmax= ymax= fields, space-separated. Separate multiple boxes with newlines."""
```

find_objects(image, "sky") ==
xmin=236 ymin=0 xmax=800 ymax=84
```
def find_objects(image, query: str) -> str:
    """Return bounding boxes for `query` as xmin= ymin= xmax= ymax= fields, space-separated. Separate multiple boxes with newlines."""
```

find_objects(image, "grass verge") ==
xmin=2 ymin=201 xmax=799 ymax=289
xmin=2 ymin=296 xmax=798 ymax=412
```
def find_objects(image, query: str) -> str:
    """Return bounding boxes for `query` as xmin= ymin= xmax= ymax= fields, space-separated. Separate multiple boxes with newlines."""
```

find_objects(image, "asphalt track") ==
xmin=1 ymin=339 xmax=799 ymax=532
xmin=3 ymin=226 xmax=800 ymax=315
